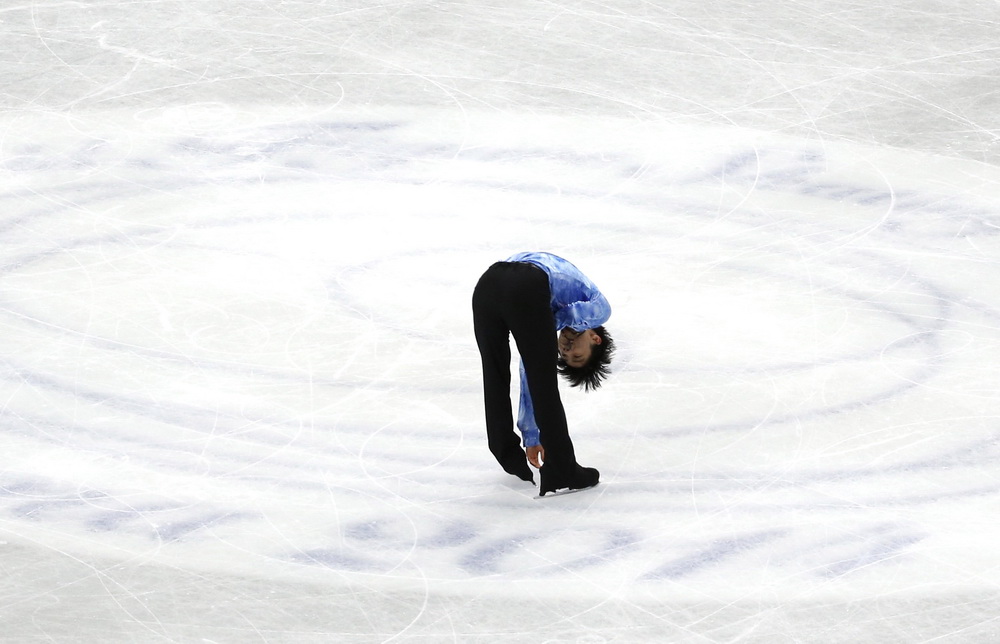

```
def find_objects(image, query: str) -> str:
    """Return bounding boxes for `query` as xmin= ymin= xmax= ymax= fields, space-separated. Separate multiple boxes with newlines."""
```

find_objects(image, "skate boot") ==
xmin=498 ymin=447 xmax=535 ymax=484
xmin=539 ymin=463 xmax=599 ymax=496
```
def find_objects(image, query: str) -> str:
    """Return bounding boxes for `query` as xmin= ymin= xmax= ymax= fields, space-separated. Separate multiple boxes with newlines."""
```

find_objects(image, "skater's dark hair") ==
xmin=557 ymin=326 xmax=615 ymax=391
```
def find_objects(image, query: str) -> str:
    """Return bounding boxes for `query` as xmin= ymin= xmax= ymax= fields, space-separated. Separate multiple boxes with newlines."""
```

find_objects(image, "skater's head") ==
xmin=557 ymin=326 xmax=615 ymax=391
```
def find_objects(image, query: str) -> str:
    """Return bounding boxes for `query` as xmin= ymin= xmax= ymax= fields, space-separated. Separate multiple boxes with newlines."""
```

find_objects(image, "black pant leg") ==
xmin=504 ymin=272 xmax=577 ymax=470
xmin=472 ymin=265 xmax=533 ymax=481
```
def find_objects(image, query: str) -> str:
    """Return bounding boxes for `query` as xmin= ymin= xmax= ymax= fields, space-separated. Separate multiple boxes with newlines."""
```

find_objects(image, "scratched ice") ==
xmin=1 ymin=2 xmax=999 ymax=642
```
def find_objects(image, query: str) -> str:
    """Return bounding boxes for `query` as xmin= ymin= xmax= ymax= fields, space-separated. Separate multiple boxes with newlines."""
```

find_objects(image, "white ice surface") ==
xmin=1 ymin=2 xmax=1000 ymax=642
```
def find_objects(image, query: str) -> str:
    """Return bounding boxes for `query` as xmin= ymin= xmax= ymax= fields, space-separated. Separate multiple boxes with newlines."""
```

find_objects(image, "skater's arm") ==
xmin=516 ymin=361 xmax=541 ymax=449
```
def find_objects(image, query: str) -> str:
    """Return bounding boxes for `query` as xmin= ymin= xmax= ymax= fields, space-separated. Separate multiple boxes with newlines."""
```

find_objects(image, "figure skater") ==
xmin=472 ymin=251 xmax=614 ymax=496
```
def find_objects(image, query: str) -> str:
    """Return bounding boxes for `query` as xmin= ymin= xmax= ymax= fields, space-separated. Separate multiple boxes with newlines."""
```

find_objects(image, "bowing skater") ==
xmin=472 ymin=251 xmax=615 ymax=496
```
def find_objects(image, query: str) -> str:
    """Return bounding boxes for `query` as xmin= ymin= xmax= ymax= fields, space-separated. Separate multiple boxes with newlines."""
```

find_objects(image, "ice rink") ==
xmin=2 ymin=1 xmax=1000 ymax=641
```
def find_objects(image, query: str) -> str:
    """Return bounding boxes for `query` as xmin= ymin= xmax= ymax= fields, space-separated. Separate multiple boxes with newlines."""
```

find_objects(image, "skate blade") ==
xmin=534 ymin=481 xmax=599 ymax=499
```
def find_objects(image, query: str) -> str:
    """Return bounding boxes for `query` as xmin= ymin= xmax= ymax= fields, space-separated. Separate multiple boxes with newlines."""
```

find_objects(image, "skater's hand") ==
xmin=526 ymin=445 xmax=545 ymax=468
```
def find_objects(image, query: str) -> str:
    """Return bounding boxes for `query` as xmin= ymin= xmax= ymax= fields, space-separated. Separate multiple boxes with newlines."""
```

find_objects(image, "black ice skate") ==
xmin=539 ymin=463 xmax=599 ymax=496
xmin=499 ymin=446 xmax=536 ymax=484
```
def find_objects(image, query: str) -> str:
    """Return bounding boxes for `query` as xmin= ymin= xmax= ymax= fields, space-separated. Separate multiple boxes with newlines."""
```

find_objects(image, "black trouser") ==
xmin=472 ymin=261 xmax=577 ymax=481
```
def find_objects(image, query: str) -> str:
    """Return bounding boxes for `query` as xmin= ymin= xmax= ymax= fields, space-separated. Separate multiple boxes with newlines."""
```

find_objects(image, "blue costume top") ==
xmin=505 ymin=252 xmax=611 ymax=447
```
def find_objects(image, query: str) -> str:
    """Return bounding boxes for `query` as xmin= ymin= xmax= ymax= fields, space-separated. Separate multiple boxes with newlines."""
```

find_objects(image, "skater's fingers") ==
xmin=526 ymin=445 xmax=544 ymax=468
